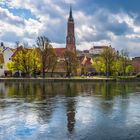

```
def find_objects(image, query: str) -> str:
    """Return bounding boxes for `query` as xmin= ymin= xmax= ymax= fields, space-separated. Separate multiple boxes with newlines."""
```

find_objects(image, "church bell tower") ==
xmin=66 ymin=6 xmax=76 ymax=53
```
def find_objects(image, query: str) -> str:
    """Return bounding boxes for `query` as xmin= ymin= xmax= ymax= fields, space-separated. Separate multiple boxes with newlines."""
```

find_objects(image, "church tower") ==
xmin=66 ymin=6 xmax=76 ymax=53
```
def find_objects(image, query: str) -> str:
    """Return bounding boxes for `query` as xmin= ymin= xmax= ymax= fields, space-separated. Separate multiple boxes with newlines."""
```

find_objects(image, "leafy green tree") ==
xmin=101 ymin=47 xmax=116 ymax=77
xmin=120 ymin=49 xmax=130 ymax=75
xmin=10 ymin=47 xmax=32 ymax=76
xmin=31 ymin=48 xmax=41 ymax=77
xmin=113 ymin=49 xmax=133 ymax=76
xmin=7 ymin=46 xmax=41 ymax=77
xmin=113 ymin=59 xmax=122 ymax=76
xmin=93 ymin=57 xmax=105 ymax=75
xmin=126 ymin=65 xmax=134 ymax=74
xmin=7 ymin=61 xmax=20 ymax=72
xmin=92 ymin=48 xmax=133 ymax=77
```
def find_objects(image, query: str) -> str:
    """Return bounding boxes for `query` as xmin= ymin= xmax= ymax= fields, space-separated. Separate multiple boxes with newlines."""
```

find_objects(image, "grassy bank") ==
xmin=0 ymin=77 xmax=115 ymax=82
xmin=0 ymin=76 xmax=139 ymax=82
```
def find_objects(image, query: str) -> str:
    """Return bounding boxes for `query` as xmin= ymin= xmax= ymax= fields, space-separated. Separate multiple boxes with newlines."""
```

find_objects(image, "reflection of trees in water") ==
xmin=101 ymin=82 xmax=115 ymax=100
xmin=99 ymin=82 xmax=114 ymax=113
xmin=3 ymin=81 xmax=140 ymax=126
xmin=99 ymin=82 xmax=130 ymax=123
xmin=119 ymin=83 xmax=129 ymax=99
xmin=100 ymin=82 xmax=134 ymax=100
xmin=35 ymin=83 xmax=57 ymax=124
xmin=99 ymin=82 xmax=133 ymax=114
xmin=0 ymin=83 xmax=6 ymax=98
xmin=6 ymin=82 xmax=30 ymax=99
xmin=4 ymin=81 xmax=140 ymax=100
xmin=5 ymin=82 xmax=47 ymax=101
xmin=5 ymin=82 xmax=56 ymax=124
xmin=66 ymin=83 xmax=77 ymax=97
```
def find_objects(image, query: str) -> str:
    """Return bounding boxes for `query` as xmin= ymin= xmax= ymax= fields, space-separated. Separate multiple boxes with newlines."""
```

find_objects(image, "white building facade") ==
xmin=89 ymin=46 xmax=108 ymax=55
xmin=0 ymin=44 xmax=14 ymax=76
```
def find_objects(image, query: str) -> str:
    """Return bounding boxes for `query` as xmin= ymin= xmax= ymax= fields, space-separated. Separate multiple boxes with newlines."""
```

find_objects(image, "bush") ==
xmin=136 ymin=73 xmax=140 ymax=78
xmin=13 ymin=72 xmax=20 ymax=77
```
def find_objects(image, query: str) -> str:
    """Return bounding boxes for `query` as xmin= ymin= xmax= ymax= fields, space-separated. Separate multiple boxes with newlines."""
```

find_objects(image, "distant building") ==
xmin=78 ymin=56 xmax=95 ymax=75
xmin=77 ymin=50 xmax=90 ymax=57
xmin=83 ymin=50 xmax=89 ymax=55
xmin=89 ymin=46 xmax=108 ymax=55
xmin=132 ymin=57 xmax=140 ymax=73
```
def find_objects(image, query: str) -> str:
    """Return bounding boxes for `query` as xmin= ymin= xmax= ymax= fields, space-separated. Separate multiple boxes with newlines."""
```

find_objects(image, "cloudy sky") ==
xmin=0 ymin=0 xmax=140 ymax=57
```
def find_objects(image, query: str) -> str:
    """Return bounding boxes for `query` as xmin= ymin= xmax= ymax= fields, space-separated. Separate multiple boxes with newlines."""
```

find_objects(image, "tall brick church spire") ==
xmin=69 ymin=5 xmax=73 ymax=21
xmin=66 ymin=6 xmax=76 ymax=53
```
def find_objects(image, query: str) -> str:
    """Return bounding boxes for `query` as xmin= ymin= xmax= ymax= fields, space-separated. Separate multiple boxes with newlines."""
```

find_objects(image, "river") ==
xmin=0 ymin=81 xmax=140 ymax=140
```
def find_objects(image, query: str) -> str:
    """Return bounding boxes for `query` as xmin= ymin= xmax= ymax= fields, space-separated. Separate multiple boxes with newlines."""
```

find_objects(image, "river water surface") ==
xmin=0 ymin=81 xmax=140 ymax=140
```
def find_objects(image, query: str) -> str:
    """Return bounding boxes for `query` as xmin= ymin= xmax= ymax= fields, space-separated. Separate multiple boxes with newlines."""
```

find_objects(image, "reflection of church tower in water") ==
xmin=66 ymin=83 xmax=76 ymax=134
xmin=66 ymin=6 xmax=76 ymax=53
xmin=67 ymin=99 xmax=76 ymax=133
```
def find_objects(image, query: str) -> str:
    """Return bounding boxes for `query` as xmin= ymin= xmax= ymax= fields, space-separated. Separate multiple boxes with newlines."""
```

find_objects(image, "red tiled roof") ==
xmin=12 ymin=47 xmax=65 ymax=58
xmin=83 ymin=50 xmax=89 ymax=53
xmin=94 ymin=46 xmax=108 ymax=49
xmin=11 ymin=46 xmax=32 ymax=58
xmin=80 ymin=56 xmax=93 ymax=66
xmin=85 ymin=57 xmax=93 ymax=65
xmin=54 ymin=48 xmax=66 ymax=57
xmin=11 ymin=46 xmax=23 ymax=58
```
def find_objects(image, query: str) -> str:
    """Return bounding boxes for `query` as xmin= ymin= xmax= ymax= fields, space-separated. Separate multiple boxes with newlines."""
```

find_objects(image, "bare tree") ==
xmin=64 ymin=50 xmax=78 ymax=77
xmin=36 ymin=36 xmax=52 ymax=78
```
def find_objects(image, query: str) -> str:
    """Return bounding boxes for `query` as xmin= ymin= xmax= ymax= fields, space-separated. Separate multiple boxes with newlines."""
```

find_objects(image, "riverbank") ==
xmin=0 ymin=77 xmax=139 ymax=82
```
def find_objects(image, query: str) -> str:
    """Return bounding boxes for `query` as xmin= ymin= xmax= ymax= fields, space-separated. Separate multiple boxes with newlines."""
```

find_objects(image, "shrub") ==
xmin=136 ymin=73 xmax=140 ymax=78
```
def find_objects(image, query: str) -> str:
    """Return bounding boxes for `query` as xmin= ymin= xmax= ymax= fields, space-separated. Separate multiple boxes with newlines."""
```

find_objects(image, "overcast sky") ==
xmin=0 ymin=0 xmax=140 ymax=57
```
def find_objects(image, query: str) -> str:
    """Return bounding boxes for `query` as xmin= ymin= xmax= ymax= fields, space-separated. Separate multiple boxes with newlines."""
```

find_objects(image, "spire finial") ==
xmin=69 ymin=5 xmax=73 ymax=21
xmin=70 ymin=4 xmax=72 ymax=12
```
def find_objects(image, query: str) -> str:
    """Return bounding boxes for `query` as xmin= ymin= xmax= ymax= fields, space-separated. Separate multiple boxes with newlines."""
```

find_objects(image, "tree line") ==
xmin=93 ymin=47 xmax=134 ymax=77
xmin=7 ymin=36 xmax=78 ymax=78
xmin=5 ymin=36 xmax=134 ymax=78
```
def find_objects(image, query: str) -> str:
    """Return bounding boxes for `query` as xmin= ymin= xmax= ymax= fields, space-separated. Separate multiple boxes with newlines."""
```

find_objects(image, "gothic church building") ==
xmin=55 ymin=6 xmax=76 ymax=57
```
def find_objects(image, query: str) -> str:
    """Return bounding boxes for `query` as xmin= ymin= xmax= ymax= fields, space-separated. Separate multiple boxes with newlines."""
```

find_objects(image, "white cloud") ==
xmin=0 ymin=0 xmax=140 ymax=56
xmin=51 ymin=42 xmax=65 ymax=48
xmin=64 ymin=0 xmax=76 ymax=4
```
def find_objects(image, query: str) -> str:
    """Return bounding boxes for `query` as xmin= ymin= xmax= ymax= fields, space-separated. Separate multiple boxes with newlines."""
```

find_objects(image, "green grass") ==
xmin=117 ymin=76 xmax=136 ymax=79
xmin=73 ymin=75 xmax=137 ymax=79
